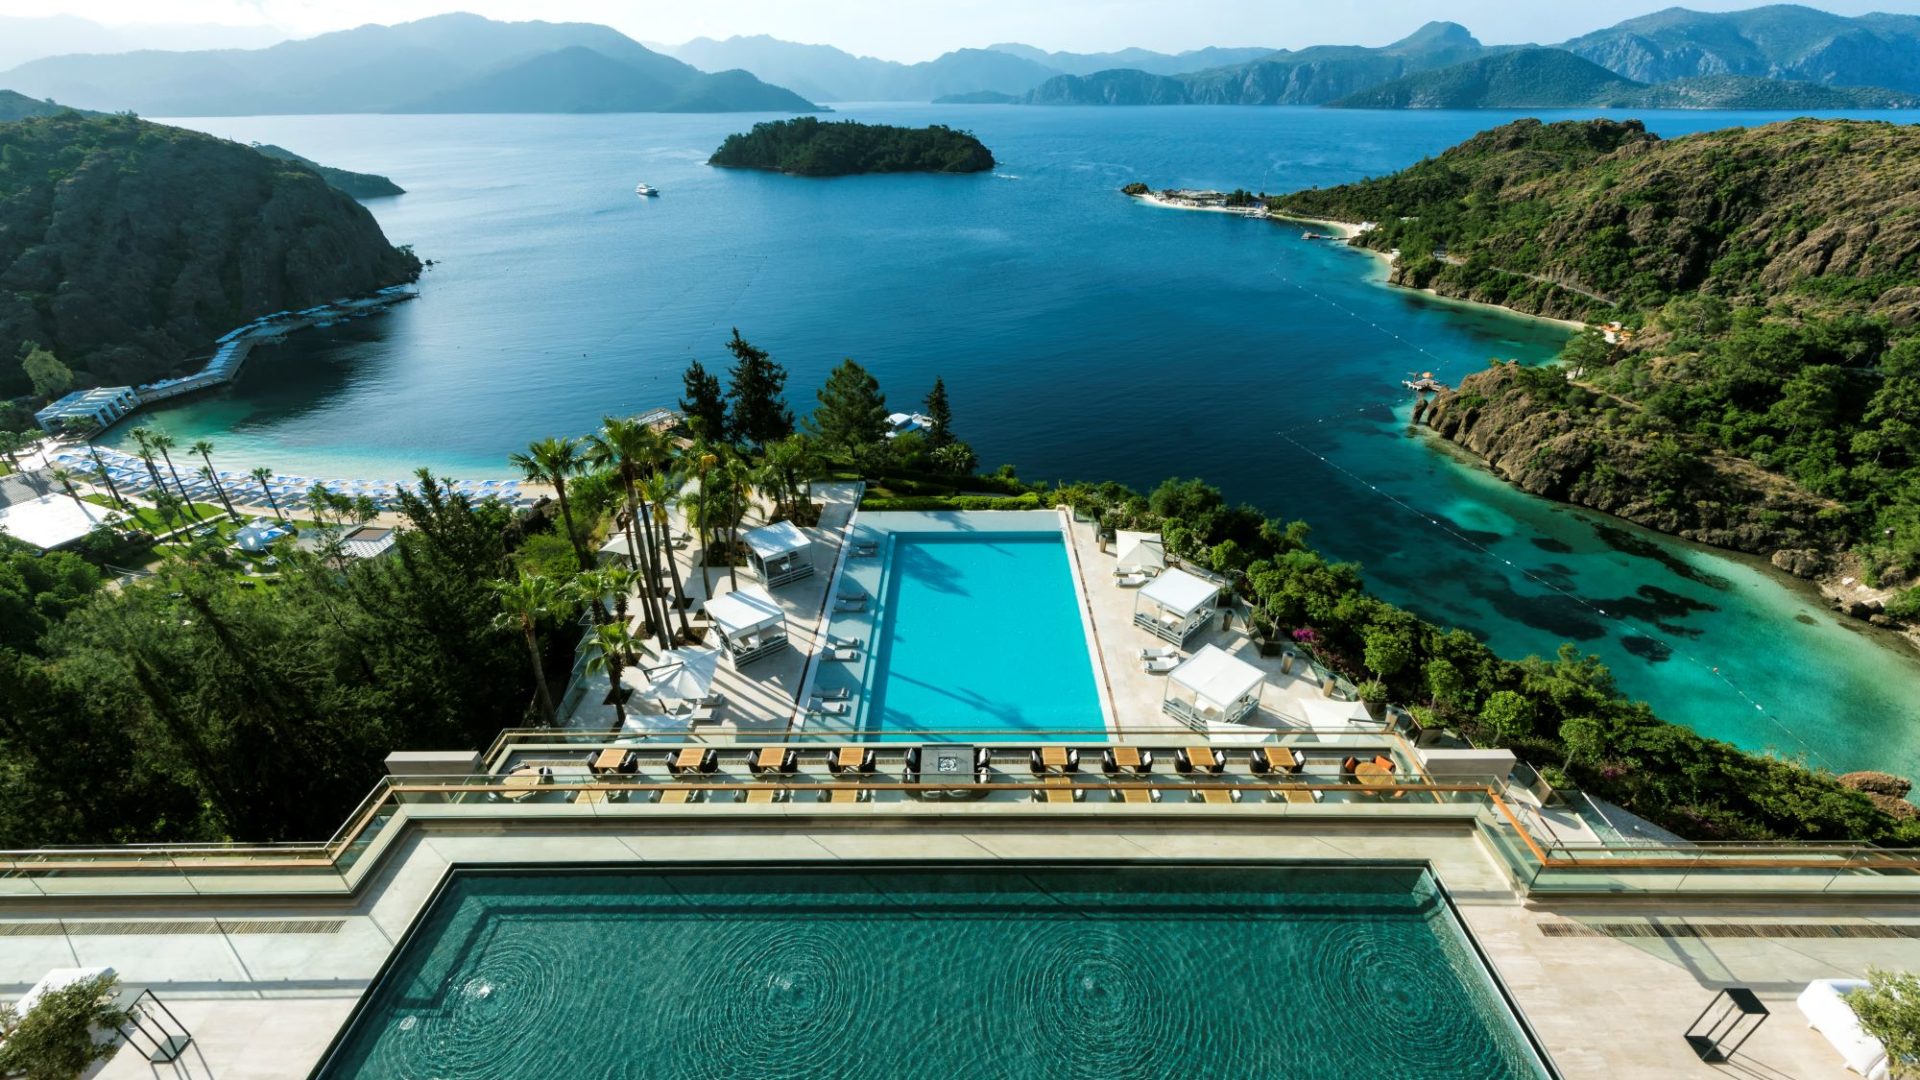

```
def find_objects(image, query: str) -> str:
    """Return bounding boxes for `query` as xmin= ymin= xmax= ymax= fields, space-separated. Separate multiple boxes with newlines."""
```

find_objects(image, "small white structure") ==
xmin=1163 ymin=644 xmax=1265 ymax=727
xmin=1798 ymin=979 xmax=1890 ymax=1080
xmin=1297 ymin=697 xmax=1378 ymax=731
xmin=704 ymin=584 xmax=789 ymax=665
xmin=340 ymin=525 xmax=396 ymax=560
xmin=1416 ymin=747 xmax=1516 ymax=787
xmin=1133 ymin=567 xmax=1219 ymax=644
xmin=233 ymin=519 xmax=290 ymax=553
xmin=742 ymin=520 xmax=813 ymax=587
xmin=1113 ymin=530 xmax=1166 ymax=573
xmin=0 ymin=492 xmax=119 ymax=550
xmin=885 ymin=412 xmax=934 ymax=439
xmin=34 ymin=386 xmax=138 ymax=433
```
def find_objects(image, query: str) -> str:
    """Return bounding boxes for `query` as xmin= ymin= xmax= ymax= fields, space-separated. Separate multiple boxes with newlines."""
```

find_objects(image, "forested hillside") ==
xmin=1275 ymin=118 xmax=1920 ymax=606
xmin=0 ymin=113 xmax=420 ymax=396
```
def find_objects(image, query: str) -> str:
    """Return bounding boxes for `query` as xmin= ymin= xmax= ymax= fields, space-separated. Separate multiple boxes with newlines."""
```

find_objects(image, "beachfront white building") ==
xmin=743 ymin=520 xmax=813 ymax=587
xmin=885 ymin=412 xmax=935 ymax=439
xmin=33 ymin=386 xmax=138 ymax=433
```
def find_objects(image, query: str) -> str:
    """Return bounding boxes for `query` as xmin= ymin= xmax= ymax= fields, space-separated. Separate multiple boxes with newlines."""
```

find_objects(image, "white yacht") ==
xmin=635 ymin=182 xmax=658 ymax=197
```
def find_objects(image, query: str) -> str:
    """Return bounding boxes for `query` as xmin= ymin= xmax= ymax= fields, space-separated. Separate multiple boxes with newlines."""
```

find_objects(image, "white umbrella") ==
xmin=636 ymin=647 xmax=720 ymax=703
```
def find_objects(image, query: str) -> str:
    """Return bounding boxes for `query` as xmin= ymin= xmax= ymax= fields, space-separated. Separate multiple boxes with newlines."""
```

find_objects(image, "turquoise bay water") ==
xmin=318 ymin=865 xmax=1550 ymax=1079
xmin=866 ymin=532 xmax=1103 ymax=738
xmin=124 ymin=107 xmax=1920 ymax=780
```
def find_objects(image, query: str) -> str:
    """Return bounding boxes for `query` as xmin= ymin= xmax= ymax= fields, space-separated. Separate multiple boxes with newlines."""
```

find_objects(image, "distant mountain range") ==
xmin=1328 ymin=47 xmax=1920 ymax=110
xmin=0 ymin=13 xmax=818 ymax=116
xmin=0 ymin=14 xmax=283 ymax=73
xmin=6 ymin=5 xmax=1919 ymax=115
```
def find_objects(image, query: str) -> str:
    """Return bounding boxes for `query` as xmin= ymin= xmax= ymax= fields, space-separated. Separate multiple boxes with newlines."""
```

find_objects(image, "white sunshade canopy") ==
xmin=1138 ymin=567 xmax=1218 ymax=618
xmin=638 ymin=646 xmax=720 ymax=701
xmin=1298 ymin=697 xmax=1376 ymax=730
xmin=705 ymin=584 xmax=784 ymax=636
xmin=1114 ymin=530 xmax=1165 ymax=571
xmin=1169 ymin=645 xmax=1265 ymax=710
xmin=744 ymin=520 xmax=809 ymax=560
xmin=0 ymin=493 xmax=119 ymax=550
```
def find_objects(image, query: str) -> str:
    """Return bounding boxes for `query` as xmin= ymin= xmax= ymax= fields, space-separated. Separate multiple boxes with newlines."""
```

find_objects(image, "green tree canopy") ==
xmin=20 ymin=343 xmax=71 ymax=399
xmin=808 ymin=358 xmax=889 ymax=453
xmin=724 ymin=330 xmax=793 ymax=447
xmin=679 ymin=358 xmax=727 ymax=441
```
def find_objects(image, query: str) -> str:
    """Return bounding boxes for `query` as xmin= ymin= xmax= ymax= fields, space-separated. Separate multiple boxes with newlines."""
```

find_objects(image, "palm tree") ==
xmin=489 ymin=572 xmax=565 ymax=725
xmin=681 ymin=440 xmax=722 ymax=598
xmin=584 ymin=417 xmax=671 ymax=649
xmin=0 ymin=430 xmax=21 ymax=473
xmin=49 ymin=466 xmax=86 ymax=515
xmin=83 ymin=441 xmax=127 ymax=510
xmin=570 ymin=566 xmax=618 ymax=627
xmin=716 ymin=450 xmax=757 ymax=590
xmin=638 ymin=470 xmax=694 ymax=642
xmin=250 ymin=466 xmax=285 ymax=522
xmin=128 ymin=427 xmax=170 ymax=500
xmin=147 ymin=430 xmax=198 ymax=520
xmin=582 ymin=622 xmax=637 ymax=728
xmin=510 ymin=436 xmax=591 ymax=572
xmin=191 ymin=440 xmax=240 ymax=521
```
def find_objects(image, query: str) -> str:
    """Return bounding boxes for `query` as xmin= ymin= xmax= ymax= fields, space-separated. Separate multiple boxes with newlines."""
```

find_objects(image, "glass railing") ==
xmin=2 ymin=734 xmax=1916 ymax=900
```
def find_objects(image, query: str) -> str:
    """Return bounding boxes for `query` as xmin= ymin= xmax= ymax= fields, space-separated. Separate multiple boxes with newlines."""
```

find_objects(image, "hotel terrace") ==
xmin=5 ymin=486 xmax=1918 ymax=1079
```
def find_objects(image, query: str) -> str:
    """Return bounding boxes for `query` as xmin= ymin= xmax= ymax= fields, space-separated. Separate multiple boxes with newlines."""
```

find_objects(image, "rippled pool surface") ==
xmin=319 ymin=865 xmax=1550 ymax=1079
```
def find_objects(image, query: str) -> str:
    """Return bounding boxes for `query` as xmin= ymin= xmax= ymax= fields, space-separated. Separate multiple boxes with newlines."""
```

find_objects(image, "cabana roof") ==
xmin=705 ymin=585 xmax=784 ymax=636
xmin=1114 ymin=530 xmax=1165 ymax=571
xmin=1169 ymin=645 xmax=1264 ymax=708
xmin=743 ymin=520 xmax=809 ymax=560
xmin=1138 ymin=567 xmax=1218 ymax=617
xmin=1299 ymin=697 xmax=1374 ymax=729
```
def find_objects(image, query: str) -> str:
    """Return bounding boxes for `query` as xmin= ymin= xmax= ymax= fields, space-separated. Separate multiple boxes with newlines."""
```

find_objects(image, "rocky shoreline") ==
xmin=1413 ymin=363 xmax=1918 ymax=651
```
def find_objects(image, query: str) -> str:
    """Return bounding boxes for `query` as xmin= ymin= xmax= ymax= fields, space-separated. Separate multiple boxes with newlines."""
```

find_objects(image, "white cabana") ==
xmin=637 ymin=646 xmax=720 ymax=704
xmin=704 ymin=584 xmax=789 ymax=665
xmin=1133 ymin=567 xmax=1219 ymax=644
xmin=1163 ymin=645 xmax=1265 ymax=727
xmin=1113 ymin=530 xmax=1165 ymax=573
xmin=743 ymin=520 xmax=813 ymax=587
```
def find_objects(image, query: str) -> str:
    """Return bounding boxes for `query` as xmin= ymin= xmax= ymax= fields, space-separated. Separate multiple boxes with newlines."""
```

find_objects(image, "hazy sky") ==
xmin=7 ymin=0 xmax=1920 ymax=61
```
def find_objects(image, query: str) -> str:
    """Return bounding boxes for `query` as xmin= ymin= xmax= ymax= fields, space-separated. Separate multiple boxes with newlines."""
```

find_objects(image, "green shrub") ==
xmin=859 ymin=493 xmax=1043 ymax=512
xmin=0 ymin=971 xmax=131 ymax=1079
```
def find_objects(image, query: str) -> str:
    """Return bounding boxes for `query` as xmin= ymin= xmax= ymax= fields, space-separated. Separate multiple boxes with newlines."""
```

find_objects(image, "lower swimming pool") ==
xmin=317 ymin=864 xmax=1553 ymax=1078
xmin=817 ymin=512 xmax=1108 ymax=739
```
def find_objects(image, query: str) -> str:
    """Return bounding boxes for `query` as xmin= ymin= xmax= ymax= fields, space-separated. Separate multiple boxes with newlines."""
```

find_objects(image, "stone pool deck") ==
xmin=10 ymin=820 xmax=1906 ymax=1079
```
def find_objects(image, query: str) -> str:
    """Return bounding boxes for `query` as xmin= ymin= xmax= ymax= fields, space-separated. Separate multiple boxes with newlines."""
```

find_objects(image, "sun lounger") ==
xmin=818 ymin=685 xmax=851 ymax=701
xmin=834 ymin=596 xmax=867 ymax=612
xmin=809 ymin=697 xmax=850 ymax=717
xmin=1144 ymin=655 xmax=1180 ymax=674
xmin=1140 ymin=646 xmax=1178 ymax=661
xmin=826 ymin=646 xmax=860 ymax=662
xmin=1117 ymin=571 xmax=1151 ymax=588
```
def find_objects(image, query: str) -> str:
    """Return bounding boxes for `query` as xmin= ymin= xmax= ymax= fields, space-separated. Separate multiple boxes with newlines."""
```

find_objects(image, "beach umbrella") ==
xmin=636 ymin=647 xmax=720 ymax=704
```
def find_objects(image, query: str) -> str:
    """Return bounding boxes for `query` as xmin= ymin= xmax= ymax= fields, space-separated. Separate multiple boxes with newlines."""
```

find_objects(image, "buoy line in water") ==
xmin=1268 ymin=268 xmax=1832 ymax=772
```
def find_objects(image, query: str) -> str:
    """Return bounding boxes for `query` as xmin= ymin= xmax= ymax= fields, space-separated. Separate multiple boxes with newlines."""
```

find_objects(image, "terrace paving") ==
xmin=4 ymin=820 xmax=1907 ymax=1079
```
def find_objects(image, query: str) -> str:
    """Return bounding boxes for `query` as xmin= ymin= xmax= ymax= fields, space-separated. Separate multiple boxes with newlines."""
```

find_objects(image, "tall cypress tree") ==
xmin=808 ymin=358 xmax=890 ymax=453
xmin=724 ymin=329 xmax=794 ymax=447
xmin=924 ymin=376 xmax=955 ymax=448
xmin=679 ymin=359 xmax=728 ymax=441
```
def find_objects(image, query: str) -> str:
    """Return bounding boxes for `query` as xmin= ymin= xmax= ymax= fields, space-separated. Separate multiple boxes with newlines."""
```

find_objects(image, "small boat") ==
xmin=635 ymin=182 xmax=659 ymax=197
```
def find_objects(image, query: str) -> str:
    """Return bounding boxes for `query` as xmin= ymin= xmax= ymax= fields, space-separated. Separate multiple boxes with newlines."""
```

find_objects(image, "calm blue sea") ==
xmin=129 ymin=106 xmax=1920 ymax=780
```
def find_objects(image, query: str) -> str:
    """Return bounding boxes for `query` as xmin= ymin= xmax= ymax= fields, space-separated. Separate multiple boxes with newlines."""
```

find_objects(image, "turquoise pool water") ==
xmin=318 ymin=865 xmax=1553 ymax=1079
xmin=861 ymin=531 xmax=1104 ymax=738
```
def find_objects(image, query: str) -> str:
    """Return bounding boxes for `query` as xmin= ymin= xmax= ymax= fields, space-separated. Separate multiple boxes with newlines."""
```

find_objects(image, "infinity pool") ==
xmin=318 ymin=864 xmax=1553 ymax=1079
xmin=819 ymin=513 xmax=1107 ymax=738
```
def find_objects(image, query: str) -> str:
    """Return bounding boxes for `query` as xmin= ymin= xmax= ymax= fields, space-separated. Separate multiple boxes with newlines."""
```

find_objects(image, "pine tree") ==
xmin=724 ymin=329 xmax=793 ymax=447
xmin=808 ymin=358 xmax=890 ymax=453
xmin=679 ymin=359 xmax=728 ymax=441
xmin=924 ymin=376 xmax=955 ymax=448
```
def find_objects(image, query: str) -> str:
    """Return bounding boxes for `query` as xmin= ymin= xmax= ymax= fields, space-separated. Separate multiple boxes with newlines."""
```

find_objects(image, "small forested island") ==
xmin=1267 ymin=117 xmax=1920 ymax=633
xmin=0 ymin=113 xmax=420 ymax=399
xmin=708 ymin=117 xmax=995 ymax=177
